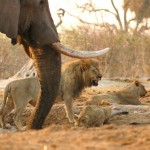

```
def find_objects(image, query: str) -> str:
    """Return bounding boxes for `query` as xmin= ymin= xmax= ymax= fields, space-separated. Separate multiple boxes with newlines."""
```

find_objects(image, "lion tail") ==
xmin=0 ymin=83 xmax=11 ymax=115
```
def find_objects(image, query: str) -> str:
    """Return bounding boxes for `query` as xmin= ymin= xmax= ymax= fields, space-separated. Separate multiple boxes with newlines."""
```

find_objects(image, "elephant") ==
xmin=0 ymin=0 xmax=110 ymax=129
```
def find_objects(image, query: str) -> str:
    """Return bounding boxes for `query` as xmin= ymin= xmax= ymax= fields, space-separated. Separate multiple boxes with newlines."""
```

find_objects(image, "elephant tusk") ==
xmin=51 ymin=42 xmax=110 ymax=58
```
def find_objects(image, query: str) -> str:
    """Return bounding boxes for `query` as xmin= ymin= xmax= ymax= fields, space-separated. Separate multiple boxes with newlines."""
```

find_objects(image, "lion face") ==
xmin=90 ymin=65 xmax=102 ymax=86
xmin=139 ymin=84 xmax=147 ymax=97
xmin=135 ymin=81 xmax=147 ymax=97
xmin=81 ymin=59 xmax=102 ymax=87
xmin=75 ymin=106 xmax=91 ymax=127
xmin=75 ymin=114 xmax=89 ymax=127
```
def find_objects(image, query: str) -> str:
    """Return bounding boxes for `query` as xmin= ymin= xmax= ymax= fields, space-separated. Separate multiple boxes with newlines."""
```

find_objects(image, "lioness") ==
xmin=86 ymin=81 xmax=147 ymax=106
xmin=0 ymin=59 xmax=102 ymax=129
xmin=75 ymin=105 xmax=128 ymax=127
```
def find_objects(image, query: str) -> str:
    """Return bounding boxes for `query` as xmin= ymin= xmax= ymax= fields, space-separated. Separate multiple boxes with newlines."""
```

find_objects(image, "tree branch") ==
xmin=111 ymin=0 xmax=123 ymax=31
xmin=56 ymin=8 xmax=65 ymax=28
xmin=65 ymin=10 xmax=100 ymax=26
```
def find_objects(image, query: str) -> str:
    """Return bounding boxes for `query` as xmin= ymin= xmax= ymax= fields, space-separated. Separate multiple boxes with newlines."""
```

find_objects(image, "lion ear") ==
xmin=0 ymin=0 xmax=20 ymax=42
xmin=135 ymin=80 xmax=139 ymax=86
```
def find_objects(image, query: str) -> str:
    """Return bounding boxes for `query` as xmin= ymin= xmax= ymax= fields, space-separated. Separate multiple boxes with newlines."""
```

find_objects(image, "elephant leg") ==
xmin=28 ymin=46 xmax=61 ymax=129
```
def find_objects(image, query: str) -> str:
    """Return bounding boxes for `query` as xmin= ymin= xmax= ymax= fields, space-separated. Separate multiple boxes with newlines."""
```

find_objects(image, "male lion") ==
xmin=86 ymin=81 xmax=147 ymax=106
xmin=75 ymin=105 xmax=128 ymax=127
xmin=0 ymin=59 xmax=102 ymax=130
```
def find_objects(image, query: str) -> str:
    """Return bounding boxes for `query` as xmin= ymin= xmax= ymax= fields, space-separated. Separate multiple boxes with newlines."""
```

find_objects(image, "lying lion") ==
xmin=0 ymin=59 xmax=102 ymax=130
xmin=75 ymin=105 xmax=128 ymax=127
xmin=86 ymin=81 xmax=147 ymax=106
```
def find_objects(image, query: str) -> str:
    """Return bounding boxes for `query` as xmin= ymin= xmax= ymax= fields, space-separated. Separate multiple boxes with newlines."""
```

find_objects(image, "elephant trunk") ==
xmin=28 ymin=46 xmax=61 ymax=129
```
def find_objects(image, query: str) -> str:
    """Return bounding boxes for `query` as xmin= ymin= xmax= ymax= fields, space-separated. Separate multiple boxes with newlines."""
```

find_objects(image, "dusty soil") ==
xmin=0 ymin=79 xmax=150 ymax=150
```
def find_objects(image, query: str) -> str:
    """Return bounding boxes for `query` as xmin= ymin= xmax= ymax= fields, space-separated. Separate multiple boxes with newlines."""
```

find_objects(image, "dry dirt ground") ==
xmin=0 ymin=79 xmax=150 ymax=150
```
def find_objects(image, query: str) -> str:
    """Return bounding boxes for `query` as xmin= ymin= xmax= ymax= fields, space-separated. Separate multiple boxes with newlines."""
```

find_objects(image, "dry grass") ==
xmin=61 ymin=25 xmax=150 ymax=79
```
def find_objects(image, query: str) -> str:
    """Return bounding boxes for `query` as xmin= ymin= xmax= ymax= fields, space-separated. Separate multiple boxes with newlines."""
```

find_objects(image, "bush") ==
xmin=0 ymin=33 xmax=28 ymax=79
xmin=60 ymin=25 xmax=150 ymax=79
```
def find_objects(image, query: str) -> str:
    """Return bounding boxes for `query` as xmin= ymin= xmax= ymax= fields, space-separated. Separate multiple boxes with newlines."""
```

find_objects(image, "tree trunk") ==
xmin=13 ymin=59 xmax=36 ymax=78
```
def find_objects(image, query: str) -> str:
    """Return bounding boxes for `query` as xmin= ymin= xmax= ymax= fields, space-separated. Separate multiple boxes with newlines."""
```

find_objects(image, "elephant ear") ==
xmin=0 ymin=0 xmax=20 ymax=40
xmin=30 ymin=0 xmax=60 ymax=45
